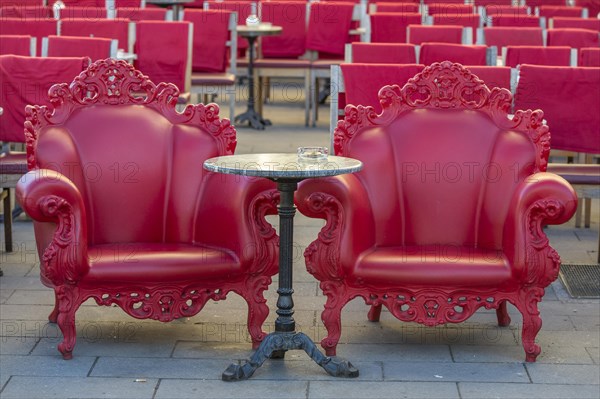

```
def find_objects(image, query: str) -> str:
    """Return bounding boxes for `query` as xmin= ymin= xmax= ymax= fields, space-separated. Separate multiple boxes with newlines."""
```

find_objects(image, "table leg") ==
xmin=222 ymin=180 xmax=359 ymax=381
xmin=234 ymin=36 xmax=272 ymax=130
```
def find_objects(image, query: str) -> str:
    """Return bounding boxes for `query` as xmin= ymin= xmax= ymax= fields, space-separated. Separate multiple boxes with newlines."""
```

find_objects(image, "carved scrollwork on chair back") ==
xmin=24 ymin=58 xmax=236 ymax=170
xmin=334 ymin=61 xmax=550 ymax=173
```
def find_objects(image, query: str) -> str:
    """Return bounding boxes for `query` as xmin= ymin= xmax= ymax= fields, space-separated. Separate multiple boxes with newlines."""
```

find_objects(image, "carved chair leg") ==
xmin=48 ymin=291 xmax=60 ymax=323
xmin=496 ymin=301 xmax=511 ymax=327
xmin=515 ymin=289 xmax=543 ymax=362
xmin=320 ymin=287 xmax=348 ymax=357
xmin=367 ymin=304 xmax=382 ymax=322
xmin=242 ymin=276 xmax=271 ymax=350
xmin=55 ymin=285 xmax=81 ymax=360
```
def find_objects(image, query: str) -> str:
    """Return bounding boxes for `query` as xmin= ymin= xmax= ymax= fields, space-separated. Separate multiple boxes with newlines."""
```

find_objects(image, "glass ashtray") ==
xmin=298 ymin=146 xmax=328 ymax=161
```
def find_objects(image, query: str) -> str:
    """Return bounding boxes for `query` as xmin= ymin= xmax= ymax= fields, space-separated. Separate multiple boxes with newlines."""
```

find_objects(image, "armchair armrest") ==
xmin=503 ymin=172 xmax=577 ymax=286
xmin=296 ymin=173 xmax=375 ymax=281
xmin=16 ymin=169 xmax=89 ymax=285
xmin=195 ymin=172 xmax=279 ymax=277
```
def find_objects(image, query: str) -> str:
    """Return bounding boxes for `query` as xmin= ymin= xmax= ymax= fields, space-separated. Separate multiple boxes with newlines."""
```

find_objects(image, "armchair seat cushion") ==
xmin=86 ymin=243 xmax=239 ymax=283
xmin=352 ymin=246 xmax=512 ymax=287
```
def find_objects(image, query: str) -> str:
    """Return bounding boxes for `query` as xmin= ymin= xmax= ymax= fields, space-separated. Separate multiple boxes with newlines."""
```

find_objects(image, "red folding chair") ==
xmin=430 ymin=13 xmax=481 ymax=41
xmin=426 ymin=3 xmax=474 ymax=16
xmin=490 ymin=15 xmax=543 ymax=28
xmin=0 ymin=54 xmax=90 ymax=252
xmin=479 ymin=5 xmax=530 ymax=18
xmin=408 ymin=24 xmax=467 ymax=45
xmin=42 ymin=35 xmax=117 ymax=61
xmin=550 ymin=17 xmax=600 ymax=31
xmin=183 ymin=9 xmax=237 ymax=119
xmin=465 ymin=65 xmax=516 ymax=91
xmin=419 ymin=43 xmax=492 ymax=65
xmin=307 ymin=1 xmax=368 ymax=126
xmin=0 ymin=35 xmax=36 ymax=56
xmin=478 ymin=27 xmax=544 ymax=48
xmin=580 ymin=47 xmax=600 ymax=66
xmin=348 ymin=42 xmax=417 ymax=64
xmin=537 ymin=6 xmax=587 ymax=19
xmin=115 ymin=7 xmax=172 ymax=21
xmin=59 ymin=18 xmax=133 ymax=53
xmin=254 ymin=1 xmax=310 ymax=125
xmin=370 ymin=12 xmax=422 ymax=43
xmin=503 ymin=46 xmax=574 ymax=68
xmin=0 ymin=5 xmax=52 ymax=18
xmin=205 ymin=1 xmax=255 ymax=58
xmin=56 ymin=6 xmax=108 ymax=20
xmin=369 ymin=3 xmax=420 ymax=14
xmin=515 ymin=64 xmax=600 ymax=154
xmin=1 ymin=18 xmax=57 ymax=55
xmin=134 ymin=21 xmax=192 ymax=99
xmin=547 ymin=28 xmax=600 ymax=49
xmin=575 ymin=0 xmax=600 ymax=18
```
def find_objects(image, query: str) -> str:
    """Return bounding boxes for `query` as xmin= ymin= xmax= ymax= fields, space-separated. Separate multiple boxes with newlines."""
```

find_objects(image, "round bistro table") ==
xmin=204 ymin=153 xmax=363 ymax=381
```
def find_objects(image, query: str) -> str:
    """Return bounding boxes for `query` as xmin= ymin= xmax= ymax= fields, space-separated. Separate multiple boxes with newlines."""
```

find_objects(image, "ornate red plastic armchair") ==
xmin=296 ymin=62 xmax=577 ymax=362
xmin=16 ymin=59 xmax=279 ymax=359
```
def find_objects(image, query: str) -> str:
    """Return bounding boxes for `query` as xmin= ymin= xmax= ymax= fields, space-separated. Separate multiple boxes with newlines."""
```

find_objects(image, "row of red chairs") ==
xmin=0 ymin=5 xmax=172 ymax=20
xmin=332 ymin=61 xmax=600 ymax=154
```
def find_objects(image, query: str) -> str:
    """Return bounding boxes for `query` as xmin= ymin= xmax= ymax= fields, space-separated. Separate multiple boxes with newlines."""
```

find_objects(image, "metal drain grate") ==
xmin=559 ymin=264 xmax=600 ymax=299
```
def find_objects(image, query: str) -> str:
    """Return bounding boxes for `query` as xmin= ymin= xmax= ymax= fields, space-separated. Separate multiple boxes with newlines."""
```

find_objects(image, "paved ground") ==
xmin=1 ymin=84 xmax=599 ymax=399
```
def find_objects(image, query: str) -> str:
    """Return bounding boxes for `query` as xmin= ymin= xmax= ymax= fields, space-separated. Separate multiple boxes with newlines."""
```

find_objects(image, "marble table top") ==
xmin=204 ymin=153 xmax=363 ymax=179
xmin=237 ymin=25 xmax=282 ymax=38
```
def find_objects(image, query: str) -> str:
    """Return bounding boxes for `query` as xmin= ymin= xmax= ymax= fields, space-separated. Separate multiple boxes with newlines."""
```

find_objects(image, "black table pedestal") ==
xmin=222 ymin=180 xmax=358 ymax=381
xmin=234 ymin=35 xmax=271 ymax=130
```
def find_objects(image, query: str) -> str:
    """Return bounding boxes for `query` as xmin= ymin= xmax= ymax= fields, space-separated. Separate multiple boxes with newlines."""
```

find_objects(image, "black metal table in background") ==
xmin=235 ymin=25 xmax=282 ymax=130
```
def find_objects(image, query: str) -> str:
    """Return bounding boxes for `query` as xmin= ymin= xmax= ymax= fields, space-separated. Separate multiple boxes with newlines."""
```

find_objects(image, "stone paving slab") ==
xmin=525 ymin=363 xmax=600 ymax=384
xmin=383 ymin=361 xmax=529 ymax=383
xmin=308 ymin=381 xmax=460 ymax=399
xmin=0 ymin=337 xmax=38 ymax=356
xmin=0 ymin=376 xmax=158 ymax=399
xmin=458 ymin=382 xmax=600 ymax=399
xmin=586 ymin=347 xmax=600 ymax=364
xmin=0 ymin=354 xmax=95 ymax=382
xmin=452 ymin=344 xmax=595 ymax=364
xmin=155 ymin=379 xmax=309 ymax=399
xmin=333 ymin=343 xmax=453 ymax=363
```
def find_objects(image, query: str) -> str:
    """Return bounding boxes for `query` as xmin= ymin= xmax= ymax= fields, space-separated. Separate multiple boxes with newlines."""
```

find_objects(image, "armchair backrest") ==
xmin=334 ymin=62 xmax=548 ymax=249
xmin=25 ymin=59 xmax=236 ymax=246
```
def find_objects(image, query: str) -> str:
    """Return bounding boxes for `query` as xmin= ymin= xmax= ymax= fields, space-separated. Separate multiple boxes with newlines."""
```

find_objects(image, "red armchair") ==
xmin=296 ymin=61 xmax=577 ymax=362
xmin=16 ymin=59 xmax=279 ymax=359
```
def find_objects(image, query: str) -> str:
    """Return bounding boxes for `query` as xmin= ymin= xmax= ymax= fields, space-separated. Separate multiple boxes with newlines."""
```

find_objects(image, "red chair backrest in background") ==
xmin=260 ymin=1 xmax=307 ymax=59
xmin=551 ymin=17 xmax=600 ymax=31
xmin=427 ymin=3 xmax=474 ymax=15
xmin=0 ymin=35 xmax=34 ymax=56
xmin=490 ymin=15 xmax=542 ymax=27
xmin=373 ymin=3 xmax=420 ymax=13
xmin=205 ymin=1 xmax=253 ymax=55
xmin=1 ymin=18 xmax=57 ymax=55
xmin=538 ymin=6 xmax=585 ymax=19
xmin=466 ymin=65 xmax=513 ymax=90
xmin=580 ymin=47 xmax=600 ymax=66
xmin=0 ymin=5 xmax=52 ymax=18
xmin=0 ymin=55 xmax=90 ymax=143
xmin=547 ymin=28 xmax=600 ymax=49
xmin=504 ymin=46 xmax=573 ymax=68
xmin=340 ymin=63 xmax=425 ymax=113
xmin=370 ymin=12 xmax=422 ymax=43
xmin=134 ymin=21 xmax=191 ymax=92
xmin=183 ymin=9 xmax=231 ymax=72
xmin=408 ymin=24 xmax=464 ymax=45
xmin=419 ymin=43 xmax=488 ymax=65
xmin=351 ymin=42 xmax=417 ymax=64
xmin=46 ymin=35 xmax=113 ymax=61
xmin=60 ymin=18 xmax=131 ymax=52
xmin=481 ymin=27 xmax=544 ymax=48
xmin=306 ymin=1 xmax=355 ymax=57
xmin=515 ymin=64 xmax=600 ymax=154
xmin=116 ymin=7 xmax=169 ymax=21
xmin=57 ymin=6 xmax=108 ymax=20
